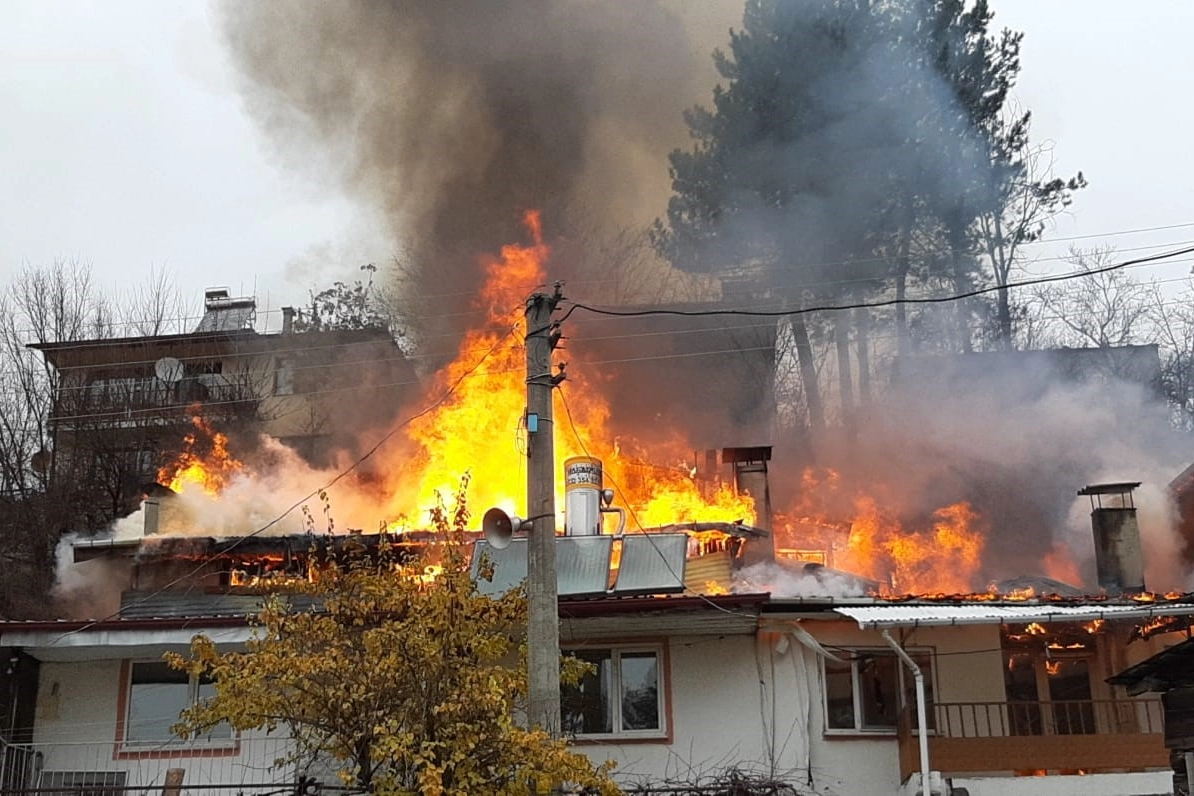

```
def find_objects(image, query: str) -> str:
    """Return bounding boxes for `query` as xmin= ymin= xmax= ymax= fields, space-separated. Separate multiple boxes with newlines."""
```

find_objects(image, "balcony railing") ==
xmin=51 ymin=375 xmax=261 ymax=425
xmin=0 ymin=734 xmax=325 ymax=796
xmin=898 ymin=698 xmax=1169 ymax=780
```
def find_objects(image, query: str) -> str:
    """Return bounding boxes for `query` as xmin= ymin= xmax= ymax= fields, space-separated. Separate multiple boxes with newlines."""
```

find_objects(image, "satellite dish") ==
xmin=154 ymin=356 xmax=185 ymax=384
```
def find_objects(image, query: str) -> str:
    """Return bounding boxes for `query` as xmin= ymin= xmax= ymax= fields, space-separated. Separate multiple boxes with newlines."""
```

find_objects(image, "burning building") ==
xmin=31 ymin=288 xmax=417 ymax=524
xmin=7 ymin=205 xmax=1194 ymax=795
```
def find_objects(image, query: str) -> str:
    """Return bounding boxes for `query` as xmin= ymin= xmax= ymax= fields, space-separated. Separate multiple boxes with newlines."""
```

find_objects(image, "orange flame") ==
xmin=704 ymin=580 xmax=730 ymax=596
xmin=157 ymin=412 xmax=243 ymax=495
xmin=1042 ymin=543 xmax=1082 ymax=587
xmin=777 ymin=469 xmax=986 ymax=595
xmin=835 ymin=498 xmax=984 ymax=594
xmin=390 ymin=211 xmax=755 ymax=531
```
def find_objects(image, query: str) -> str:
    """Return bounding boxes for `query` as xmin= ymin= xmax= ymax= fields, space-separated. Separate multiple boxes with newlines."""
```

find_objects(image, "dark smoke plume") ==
xmin=219 ymin=0 xmax=737 ymax=347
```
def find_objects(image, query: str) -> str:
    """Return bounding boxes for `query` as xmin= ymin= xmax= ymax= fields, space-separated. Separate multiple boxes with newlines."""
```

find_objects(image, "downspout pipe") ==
xmin=881 ymin=629 xmax=930 ymax=796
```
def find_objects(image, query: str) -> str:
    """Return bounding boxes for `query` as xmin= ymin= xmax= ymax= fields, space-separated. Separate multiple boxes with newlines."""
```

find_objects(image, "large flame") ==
xmin=777 ymin=468 xmax=986 ymax=595
xmin=837 ymin=498 xmax=984 ymax=594
xmin=392 ymin=210 xmax=754 ymax=530
xmin=157 ymin=411 xmax=244 ymax=496
xmin=151 ymin=213 xmax=753 ymax=538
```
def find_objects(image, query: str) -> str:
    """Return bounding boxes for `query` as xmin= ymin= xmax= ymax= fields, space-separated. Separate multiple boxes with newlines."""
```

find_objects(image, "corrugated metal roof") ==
xmin=118 ymin=592 xmax=320 ymax=618
xmin=837 ymin=602 xmax=1194 ymax=628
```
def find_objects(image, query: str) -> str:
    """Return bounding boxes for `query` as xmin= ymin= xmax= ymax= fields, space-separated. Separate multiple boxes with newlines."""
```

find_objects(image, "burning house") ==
xmin=31 ymin=288 xmax=416 ymax=520
xmin=5 ymin=217 xmax=1193 ymax=796
xmin=3 ymin=442 xmax=1193 ymax=796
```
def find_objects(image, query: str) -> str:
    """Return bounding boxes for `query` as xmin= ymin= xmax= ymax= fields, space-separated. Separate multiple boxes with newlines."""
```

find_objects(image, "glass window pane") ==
xmin=127 ymin=663 xmax=190 ymax=743
xmin=825 ymin=660 xmax=856 ymax=730
xmin=860 ymin=654 xmax=899 ymax=729
xmin=619 ymin=652 xmax=660 ymax=731
xmin=195 ymin=680 xmax=233 ymax=740
xmin=562 ymin=650 xmax=612 ymax=735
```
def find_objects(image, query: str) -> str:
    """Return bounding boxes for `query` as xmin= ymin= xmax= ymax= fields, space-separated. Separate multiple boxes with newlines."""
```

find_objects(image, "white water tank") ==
xmin=564 ymin=456 xmax=603 ymax=536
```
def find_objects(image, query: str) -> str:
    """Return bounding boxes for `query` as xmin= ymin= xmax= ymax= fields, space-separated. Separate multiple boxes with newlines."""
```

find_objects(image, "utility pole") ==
xmin=525 ymin=282 xmax=564 ymax=736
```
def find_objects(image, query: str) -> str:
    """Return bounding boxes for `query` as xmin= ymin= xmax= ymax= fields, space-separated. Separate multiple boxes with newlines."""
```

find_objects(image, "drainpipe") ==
xmin=881 ymin=629 xmax=930 ymax=796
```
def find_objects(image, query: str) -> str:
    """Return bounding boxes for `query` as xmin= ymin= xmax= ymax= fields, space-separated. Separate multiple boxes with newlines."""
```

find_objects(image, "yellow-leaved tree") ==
xmin=166 ymin=485 xmax=618 ymax=795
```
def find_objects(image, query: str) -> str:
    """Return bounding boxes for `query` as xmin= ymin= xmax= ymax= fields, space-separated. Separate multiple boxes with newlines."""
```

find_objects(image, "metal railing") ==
xmin=919 ymin=698 xmax=1164 ymax=739
xmin=50 ymin=375 xmax=262 ymax=424
xmin=0 ymin=734 xmax=319 ymax=796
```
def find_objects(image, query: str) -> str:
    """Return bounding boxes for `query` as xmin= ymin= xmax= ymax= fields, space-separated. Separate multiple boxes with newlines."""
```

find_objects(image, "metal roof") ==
xmin=118 ymin=592 xmax=321 ymax=619
xmin=1108 ymin=637 xmax=1194 ymax=693
xmin=837 ymin=601 xmax=1194 ymax=628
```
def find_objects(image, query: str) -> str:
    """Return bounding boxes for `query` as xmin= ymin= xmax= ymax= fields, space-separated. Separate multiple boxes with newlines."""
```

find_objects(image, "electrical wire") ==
xmin=48 ymin=323 xmax=521 ymax=644
xmin=559 ymin=244 xmax=1194 ymax=323
xmin=554 ymin=383 xmax=758 ymax=620
xmin=12 ymin=222 xmax=1194 ymax=342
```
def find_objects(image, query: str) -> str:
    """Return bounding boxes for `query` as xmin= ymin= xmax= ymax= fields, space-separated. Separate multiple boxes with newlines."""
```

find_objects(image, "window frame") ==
xmin=562 ymin=642 xmax=669 ymax=742
xmin=822 ymin=647 xmax=935 ymax=736
xmin=116 ymin=660 xmax=238 ymax=757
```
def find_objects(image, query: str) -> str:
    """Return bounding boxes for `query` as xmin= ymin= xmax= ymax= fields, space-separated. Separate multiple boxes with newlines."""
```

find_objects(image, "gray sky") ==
xmin=2 ymin=1 xmax=1192 ymax=333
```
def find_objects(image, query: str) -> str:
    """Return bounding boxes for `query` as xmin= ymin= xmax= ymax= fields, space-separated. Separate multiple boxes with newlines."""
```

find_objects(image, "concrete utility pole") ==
xmin=525 ymin=283 xmax=564 ymax=736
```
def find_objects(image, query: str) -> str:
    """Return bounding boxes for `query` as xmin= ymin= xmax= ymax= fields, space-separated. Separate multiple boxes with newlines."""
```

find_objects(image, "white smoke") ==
xmin=735 ymin=561 xmax=869 ymax=600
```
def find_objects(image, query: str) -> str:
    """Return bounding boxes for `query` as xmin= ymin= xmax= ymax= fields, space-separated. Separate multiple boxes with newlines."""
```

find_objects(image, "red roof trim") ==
xmin=557 ymin=593 xmax=769 ymax=618
xmin=0 ymin=615 xmax=250 ymax=633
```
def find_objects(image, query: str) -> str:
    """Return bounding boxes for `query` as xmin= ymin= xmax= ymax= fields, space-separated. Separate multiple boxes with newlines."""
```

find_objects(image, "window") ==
xmin=562 ymin=646 xmax=665 ymax=739
xmin=123 ymin=662 xmax=231 ymax=746
xmin=274 ymin=358 xmax=294 ymax=396
xmin=824 ymin=649 xmax=934 ymax=734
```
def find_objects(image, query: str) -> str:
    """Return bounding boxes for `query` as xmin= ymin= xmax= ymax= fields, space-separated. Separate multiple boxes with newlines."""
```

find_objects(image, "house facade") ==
xmin=32 ymin=289 xmax=416 ymax=519
xmin=1 ymin=528 xmax=1188 ymax=796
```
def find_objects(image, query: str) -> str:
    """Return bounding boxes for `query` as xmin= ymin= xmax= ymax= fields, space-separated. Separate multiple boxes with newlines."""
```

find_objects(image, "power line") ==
xmin=555 ymin=383 xmax=756 ymax=620
xmin=35 ymin=304 xmax=526 ymax=373
xmin=561 ymin=245 xmax=1194 ymax=322
xmin=13 ymin=222 xmax=1194 ymax=339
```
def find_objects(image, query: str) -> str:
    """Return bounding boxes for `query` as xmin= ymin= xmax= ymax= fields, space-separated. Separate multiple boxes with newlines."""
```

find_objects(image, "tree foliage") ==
xmin=293 ymin=266 xmax=393 ymax=334
xmin=167 ymin=487 xmax=617 ymax=796
xmin=651 ymin=0 xmax=1082 ymax=430
xmin=1031 ymin=247 xmax=1151 ymax=349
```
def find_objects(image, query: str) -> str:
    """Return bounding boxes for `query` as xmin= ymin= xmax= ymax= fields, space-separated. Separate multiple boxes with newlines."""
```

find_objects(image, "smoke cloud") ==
xmin=218 ymin=0 xmax=738 ymax=346
xmin=56 ymin=1 xmax=1175 ymax=607
xmin=767 ymin=351 xmax=1189 ymax=593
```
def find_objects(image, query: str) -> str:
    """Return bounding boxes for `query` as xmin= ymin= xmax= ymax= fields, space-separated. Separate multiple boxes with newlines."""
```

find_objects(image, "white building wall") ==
xmin=942 ymin=771 xmax=1173 ymax=796
xmin=579 ymin=621 xmax=1171 ymax=796
xmin=29 ymin=659 xmax=296 ymax=794
xmin=577 ymin=631 xmax=900 ymax=795
xmin=20 ymin=621 xmax=1177 ymax=796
